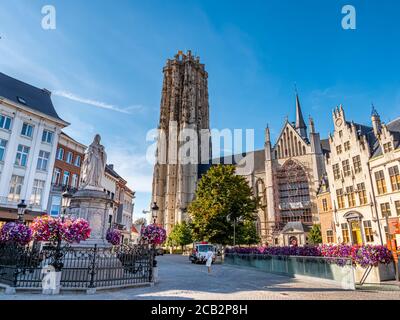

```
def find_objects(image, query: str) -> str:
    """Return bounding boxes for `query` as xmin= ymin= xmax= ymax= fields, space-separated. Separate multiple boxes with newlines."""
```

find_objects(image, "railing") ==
xmin=0 ymin=243 xmax=154 ymax=290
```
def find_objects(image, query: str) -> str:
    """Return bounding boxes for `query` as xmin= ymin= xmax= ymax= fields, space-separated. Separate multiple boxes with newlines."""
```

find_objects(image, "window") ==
xmin=333 ymin=164 xmax=341 ymax=180
xmin=342 ymin=160 xmax=351 ymax=177
xmin=395 ymin=201 xmax=400 ymax=216
xmin=346 ymin=186 xmax=356 ymax=207
xmin=339 ymin=130 xmax=343 ymax=138
xmin=336 ymin=189 xmax=345 ymax=209
xmin=380 ymin=203 xmax=391 ymax=218
xmin=363 ymin=221 xmax=374 ymax=242
xmin=37 ymin=150 xmax=50 ymax=171
xmin=357 ymin=183 xmax=368 ymax=205
xmin=50 ymin=195 xmax=61 ymax=216
xmin=341 ymin=223 xmax=350 ymax=243
xmin=388 ymin=166 xmax=400 ymax=191
xmin=344 ymin=141 xmax=350 ymax=151
xmin=8 ymin=175 xmax=24 ymax=202
xmin=375 ymin=170 xmax=387 ymax=195
xmin=57 ymin=148 xmax=64 ymax=160
xmin=353 ymin=155 xmax=362 ymax=174
xmin=62 ymin=171 xmax=70 ymax=186
xmin=336 ymin=145 xmax=342 ymax=154
xmin=74 ymin=155 xmax=81 ymax=167
xmin=71 ymin=174 xmax=79 ymax=188
xmin=30 ymin=179 xmax=45 ymax=206
xmin=326 ymin=230 xmax=334 ymax=243
xmin=17 ymin=97 xmax=26 ymax=105
xmin=0 ymin=139 xmax=7 ymax=161
xmin=66 ymin=152 xmax=73 ymax=164
xmin=52 ymin=168 xmax=61 ymax=184
xmin=0 ymin=115 xmax=12 ymax=130
xmin=42 ymin=130 xmax=54 ymax=144
xmin=322 ymin=198 xmax=328 ymax=212
xmin=383 ymin=142 xmax=393 ymax=153
xmin=21 ymin=123 xmax=34 ymax=138
xmin=15 ymin=144 xmax=30 ymax=167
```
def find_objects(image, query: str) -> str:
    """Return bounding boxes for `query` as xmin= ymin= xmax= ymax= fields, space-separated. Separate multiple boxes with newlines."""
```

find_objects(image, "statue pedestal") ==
xmin=69 ymin=189 xmax=113 ymax=248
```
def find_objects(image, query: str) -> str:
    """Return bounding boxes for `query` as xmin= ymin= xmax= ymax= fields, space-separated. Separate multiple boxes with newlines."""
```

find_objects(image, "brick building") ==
xmin=47 ymin=132 xmax=86 ymax=216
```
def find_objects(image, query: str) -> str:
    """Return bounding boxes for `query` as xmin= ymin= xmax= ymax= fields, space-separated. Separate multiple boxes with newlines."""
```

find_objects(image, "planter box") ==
xmin=354 ymin=263 xmax=396 ymax=284
xmin=225 ymin=254 xmax=355 ymax=290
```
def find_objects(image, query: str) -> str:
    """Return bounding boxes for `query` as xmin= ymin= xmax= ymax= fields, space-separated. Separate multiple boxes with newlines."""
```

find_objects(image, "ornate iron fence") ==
xmin=0 ymin=243 xmax=154 ymax=290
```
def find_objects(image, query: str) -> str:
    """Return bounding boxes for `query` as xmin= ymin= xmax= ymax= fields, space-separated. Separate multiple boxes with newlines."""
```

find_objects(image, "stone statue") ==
xmin=81 ymin=134 xmax=107 ymax=190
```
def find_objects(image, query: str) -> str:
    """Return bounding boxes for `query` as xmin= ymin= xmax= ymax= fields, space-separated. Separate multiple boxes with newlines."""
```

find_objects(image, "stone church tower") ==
xmin=152 ymin=51 xmax=210 ymax=234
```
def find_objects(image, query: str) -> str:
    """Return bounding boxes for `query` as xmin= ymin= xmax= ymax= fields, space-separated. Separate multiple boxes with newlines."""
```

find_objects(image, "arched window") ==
xmin=276 ymin=160 xmax=312 ymax=228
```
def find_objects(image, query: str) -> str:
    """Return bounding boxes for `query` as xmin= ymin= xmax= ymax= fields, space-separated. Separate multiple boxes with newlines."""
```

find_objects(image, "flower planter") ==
xmin=354 ymin=263 xmax=396 ymax=284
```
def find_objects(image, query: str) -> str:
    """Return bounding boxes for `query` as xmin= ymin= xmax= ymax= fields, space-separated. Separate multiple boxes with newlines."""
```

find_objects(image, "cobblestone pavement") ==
xmin=0 ymin=255 xmax=399 ymax=300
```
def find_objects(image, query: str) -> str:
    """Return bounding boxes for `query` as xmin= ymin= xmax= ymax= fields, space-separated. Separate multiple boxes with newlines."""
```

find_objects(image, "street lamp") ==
xmin=52 ymin=190 xmax=72 ymax=272
xmin=17 ymin=200 xmax=27 ymax=224
xmin=61 ymin=190 xmax=73 ymax=221
xmin=227 ymin=213 xmax=244 ymax=247
xmin=150 ymin=202 xmax=159 ymax=273
xmin=151 ymin=202 xmax=159 ymax=225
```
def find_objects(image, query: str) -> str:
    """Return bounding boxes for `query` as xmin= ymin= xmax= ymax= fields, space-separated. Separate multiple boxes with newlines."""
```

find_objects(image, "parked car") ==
xmin=189 ymin=242 xmax=217 ymax=264
xmin=156 ymin=248 xmax=164 ymax=256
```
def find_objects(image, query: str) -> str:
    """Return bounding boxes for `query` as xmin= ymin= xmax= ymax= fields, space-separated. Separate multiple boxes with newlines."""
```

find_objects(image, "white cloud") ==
xmin=53 ymin=90 xmax=145 ymax=114
xmin=107 ymin=146 xmax=154 ymax=193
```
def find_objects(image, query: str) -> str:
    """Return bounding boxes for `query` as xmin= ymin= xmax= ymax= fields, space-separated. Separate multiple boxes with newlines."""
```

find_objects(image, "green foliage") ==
xmin=308 ymin=224 xmax=322 ymax=244
xmin=189 ymin=165 xmax=259 ymax=245
xmin=236 ymin=220 xmax=260 ymax=245
xmin=167 ymin=221 xmax=193 ymax=250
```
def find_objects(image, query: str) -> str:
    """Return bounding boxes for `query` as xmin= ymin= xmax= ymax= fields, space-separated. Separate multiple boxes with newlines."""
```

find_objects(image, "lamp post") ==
xmin=151 ymin=202 xmax=159 ymax=225
xmin=17 ymin=200 xmax=27 ymax=224
xmin=227 ymin=213 xmax=243 ymax=247
xmin=150 ymin=202 xmax=159 ymax=271
xmin=53 ymin=190 xmax=73 ymax=272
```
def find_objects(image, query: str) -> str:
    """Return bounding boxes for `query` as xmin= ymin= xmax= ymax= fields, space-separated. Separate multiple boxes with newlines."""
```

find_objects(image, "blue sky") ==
xmin=1 ymin=0 xmax=400 ymax=220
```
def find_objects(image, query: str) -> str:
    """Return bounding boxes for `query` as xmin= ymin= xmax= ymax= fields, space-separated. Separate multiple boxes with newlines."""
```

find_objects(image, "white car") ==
xmin=189 ymin=243 xmax=217 ymax=264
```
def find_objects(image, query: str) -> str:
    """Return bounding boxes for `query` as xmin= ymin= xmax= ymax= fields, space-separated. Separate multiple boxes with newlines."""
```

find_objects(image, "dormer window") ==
xmin=383 ymin=142 xmax=393 ymax=153
xmin=17 ymin=97 xmax=27 ymax=105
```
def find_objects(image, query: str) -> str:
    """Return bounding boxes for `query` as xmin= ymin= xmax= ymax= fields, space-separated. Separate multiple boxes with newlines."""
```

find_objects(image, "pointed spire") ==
xmin=265 ymin=125 xmax=270 ymax=143
xmin=371 ymin=103 xmax=380 ymax=117
xmin=295 ymin=88 xmax=307 ymax=138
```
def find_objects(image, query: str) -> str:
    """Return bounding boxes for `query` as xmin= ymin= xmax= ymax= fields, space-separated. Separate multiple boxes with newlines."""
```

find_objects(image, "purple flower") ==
xmin=106 ymin=229 xmax=121 ymax=245
xmin=0 ymin=222 xmax=32 ymax=246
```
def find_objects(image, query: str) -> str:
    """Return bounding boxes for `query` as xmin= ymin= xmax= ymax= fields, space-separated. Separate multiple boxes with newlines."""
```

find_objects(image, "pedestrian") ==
xmin=205 ymin=249 xmax=214 ymax=273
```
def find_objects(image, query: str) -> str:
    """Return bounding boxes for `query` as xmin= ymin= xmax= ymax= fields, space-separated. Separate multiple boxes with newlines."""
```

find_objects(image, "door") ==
xmin=350 ymin=221 xmax=363 ymax=245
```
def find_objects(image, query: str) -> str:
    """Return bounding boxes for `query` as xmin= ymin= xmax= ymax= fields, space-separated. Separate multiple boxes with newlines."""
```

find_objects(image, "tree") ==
xmin=167 ymin=222 xmax=193 ymax=252
xmin=308 ymin=224 xmax=322 ymax=244
xmin=236 ymin=220 xmax=260 ymax=246
xmin=189 ymin=165 xmax=259 ymax=246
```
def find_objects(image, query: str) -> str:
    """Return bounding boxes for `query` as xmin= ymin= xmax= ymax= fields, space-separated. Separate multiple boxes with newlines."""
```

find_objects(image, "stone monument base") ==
xmin=69 ymin=188 xmax=113 ymax=248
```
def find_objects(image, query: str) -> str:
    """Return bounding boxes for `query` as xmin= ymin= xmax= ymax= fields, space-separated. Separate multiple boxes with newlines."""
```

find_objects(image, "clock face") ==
xmin=335 ymin=118 xmax=343 ymax=127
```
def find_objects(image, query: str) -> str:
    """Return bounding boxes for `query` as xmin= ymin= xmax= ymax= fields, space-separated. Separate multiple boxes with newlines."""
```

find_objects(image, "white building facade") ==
xmin=324 ymin=106 xmax=400 ymax=245
xmin=0 ymin=72 xmax=68 ymax=222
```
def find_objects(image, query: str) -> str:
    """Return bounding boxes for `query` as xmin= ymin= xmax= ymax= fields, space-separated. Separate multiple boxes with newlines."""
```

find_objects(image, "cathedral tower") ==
xmin=152 ymin=51 xmax=210 ymax=234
